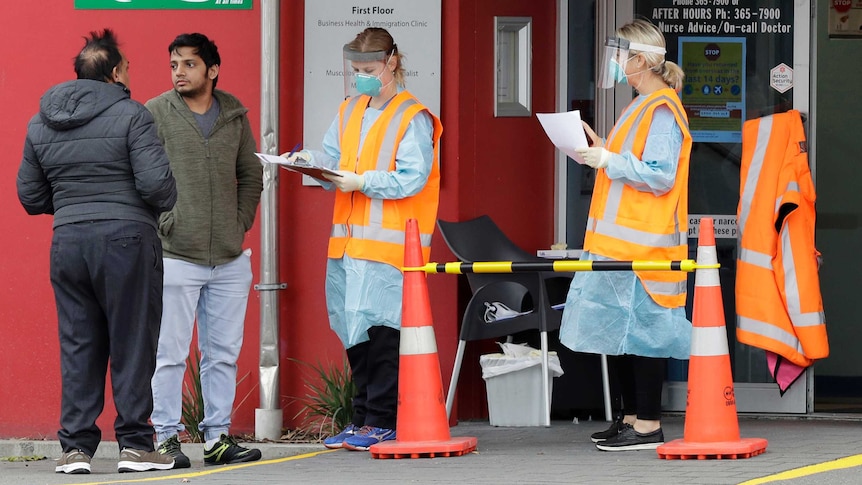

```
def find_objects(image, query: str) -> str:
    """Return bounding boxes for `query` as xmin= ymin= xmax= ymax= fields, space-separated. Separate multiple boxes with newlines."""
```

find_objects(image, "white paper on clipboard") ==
xmin=536 ymin=110 xmax=590 ymax=164
xmin=254 ymin=152 xmax=341 ymax=182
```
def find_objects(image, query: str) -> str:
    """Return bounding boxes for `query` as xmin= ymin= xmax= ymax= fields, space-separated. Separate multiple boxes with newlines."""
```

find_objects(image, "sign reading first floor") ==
xmin=75 ymin=0 xmax=251 ymax=9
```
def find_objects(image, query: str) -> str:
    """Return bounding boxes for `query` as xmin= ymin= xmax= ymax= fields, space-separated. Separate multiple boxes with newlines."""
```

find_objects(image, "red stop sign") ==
xmin=833 ymin=0 xmax=852 ymax=13
xmin=704 ymin=43 xmax=720 ymax=61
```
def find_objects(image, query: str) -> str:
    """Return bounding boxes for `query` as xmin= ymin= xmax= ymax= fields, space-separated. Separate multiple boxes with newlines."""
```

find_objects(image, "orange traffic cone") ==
xmin=370 ymin=219 xmax=478 ymax=459
xmin=657 ymin=217 xmax=768 ymax=460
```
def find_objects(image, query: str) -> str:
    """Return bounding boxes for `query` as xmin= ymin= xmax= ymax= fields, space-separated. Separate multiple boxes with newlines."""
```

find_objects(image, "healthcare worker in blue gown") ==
xmin=283 ymin=27 xmax=442 ymax=452
xmin=559 ymin=19 xmax=693 ymax=452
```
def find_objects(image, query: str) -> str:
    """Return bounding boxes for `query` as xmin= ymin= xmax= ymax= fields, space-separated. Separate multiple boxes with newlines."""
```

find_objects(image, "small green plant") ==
xmin=181 ymin=349 xmax=205 ymax=442
xmin=0 ymin=456 xmax=46 ymax=462
xmin=292 ymin=358 xmax=356 ymax=435
xmin=180 ymin=348 xmax=253 ymax=443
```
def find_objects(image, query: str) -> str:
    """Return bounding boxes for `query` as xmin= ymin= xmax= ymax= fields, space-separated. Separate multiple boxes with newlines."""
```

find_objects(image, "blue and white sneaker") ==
xmin=323 ymin=424 xmax=358 ymax=449
xmin=342 ymin=426 xmax=396 ymax=451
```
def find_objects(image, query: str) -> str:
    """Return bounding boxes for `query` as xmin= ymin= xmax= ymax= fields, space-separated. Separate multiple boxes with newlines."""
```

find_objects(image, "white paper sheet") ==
xmin=254 ymin=152 xmax=341 ymax=181
xmin=536 ymin=110 xmax=590 ymax=164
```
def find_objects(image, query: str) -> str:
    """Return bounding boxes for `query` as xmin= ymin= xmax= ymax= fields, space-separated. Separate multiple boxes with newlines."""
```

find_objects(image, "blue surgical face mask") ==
xmin=353 ymin=53 xmax=394 ymax=97
xmin=609 ymin=58 xmax=628 ymax=85
xmin=355 ymin=73 xmax=383 ymax=96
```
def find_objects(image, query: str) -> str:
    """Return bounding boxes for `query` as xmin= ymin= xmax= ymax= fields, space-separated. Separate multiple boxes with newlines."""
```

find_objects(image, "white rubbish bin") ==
xmin=480 ymin=343 xmax=564 ymax=427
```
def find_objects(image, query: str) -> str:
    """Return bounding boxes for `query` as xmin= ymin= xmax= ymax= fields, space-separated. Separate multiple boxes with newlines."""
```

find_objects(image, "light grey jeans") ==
xmin=150 ymin=252 xmax=252 ymax=443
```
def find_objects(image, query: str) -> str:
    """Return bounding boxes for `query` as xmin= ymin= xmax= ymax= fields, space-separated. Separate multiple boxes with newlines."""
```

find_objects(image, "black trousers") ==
xmin=50 ymin=220 xmax=163 ymax=456
xmin=345 ymin=325 xmax=400 ymax=430
xmin=613 ymin=354 xmax=667 ymax=421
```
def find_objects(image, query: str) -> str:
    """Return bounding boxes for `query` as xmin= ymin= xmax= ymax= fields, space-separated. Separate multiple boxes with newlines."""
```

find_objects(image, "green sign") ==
xmin=75 ymin=0 xmax=252 ymax=9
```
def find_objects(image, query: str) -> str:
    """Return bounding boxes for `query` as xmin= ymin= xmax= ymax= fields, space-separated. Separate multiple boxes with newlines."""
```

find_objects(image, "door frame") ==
xmin=556 ymin=0 xmax=814 ymax=414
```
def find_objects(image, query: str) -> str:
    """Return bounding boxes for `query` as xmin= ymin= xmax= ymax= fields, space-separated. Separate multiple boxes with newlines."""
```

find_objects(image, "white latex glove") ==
xmin=281 ymin=149 xmax=311 ymax=163
xmin=323 ymin=170 xmax=365 ymax=192
xmin=575 ymin=147 xmax=612 ymax=169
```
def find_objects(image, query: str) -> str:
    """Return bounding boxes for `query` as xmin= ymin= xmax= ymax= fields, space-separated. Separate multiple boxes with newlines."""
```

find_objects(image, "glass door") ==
xmin=560 ymin=0 xmax=812 ymax=413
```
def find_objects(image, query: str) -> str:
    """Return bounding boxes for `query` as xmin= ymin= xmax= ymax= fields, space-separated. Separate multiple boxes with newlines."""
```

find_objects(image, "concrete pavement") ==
xmin=2 ymin=414 xmax=862 ymax=484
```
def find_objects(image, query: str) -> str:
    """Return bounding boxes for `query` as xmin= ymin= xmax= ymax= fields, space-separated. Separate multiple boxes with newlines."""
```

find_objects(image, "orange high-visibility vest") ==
xmin=328 ymin=91 xmax=442 ymax=269
xmin=736 ymin=109 xmax=828 ymax=367
xmin=584 ymin=88 xmax=693 ymax=308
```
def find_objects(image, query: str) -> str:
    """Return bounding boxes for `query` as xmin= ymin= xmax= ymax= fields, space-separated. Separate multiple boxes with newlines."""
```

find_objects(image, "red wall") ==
xmin=0 ymin=0 xmax=557 ymax=438
xmin=0 ymin=3 xmax=264 ymax=438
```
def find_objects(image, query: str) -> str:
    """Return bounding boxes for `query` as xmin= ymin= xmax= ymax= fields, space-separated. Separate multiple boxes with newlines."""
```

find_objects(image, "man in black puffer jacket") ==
xmin=17 ymin=29 xmax=176 ymax=475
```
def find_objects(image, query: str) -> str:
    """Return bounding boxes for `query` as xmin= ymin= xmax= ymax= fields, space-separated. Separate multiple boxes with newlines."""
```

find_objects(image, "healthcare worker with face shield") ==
xmin=558 ymin=19 xmax=693 ymax=451
xmin=283 ymin=27 xmax=442 ymax=452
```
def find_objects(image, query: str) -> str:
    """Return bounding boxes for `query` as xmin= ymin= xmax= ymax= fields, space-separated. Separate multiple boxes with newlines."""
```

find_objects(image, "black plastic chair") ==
xmin=437 ymin=215 xmax=572 ymax=426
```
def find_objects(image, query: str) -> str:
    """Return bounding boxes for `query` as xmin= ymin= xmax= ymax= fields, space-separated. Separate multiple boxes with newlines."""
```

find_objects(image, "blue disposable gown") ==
xmin=305 ymin=96 xmax=434 ymax=349
xmin=559 ymin=97 xmax=692 ymax=360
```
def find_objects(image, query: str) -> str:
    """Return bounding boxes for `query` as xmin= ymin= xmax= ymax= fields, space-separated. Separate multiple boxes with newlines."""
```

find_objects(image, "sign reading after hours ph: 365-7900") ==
xmin=646 ymin=1 xmax=792 ymax=35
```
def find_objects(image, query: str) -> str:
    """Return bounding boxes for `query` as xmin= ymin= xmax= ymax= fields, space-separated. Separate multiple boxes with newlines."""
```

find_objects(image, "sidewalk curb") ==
xmin=0 ymin=440 xmax=324 ymax=461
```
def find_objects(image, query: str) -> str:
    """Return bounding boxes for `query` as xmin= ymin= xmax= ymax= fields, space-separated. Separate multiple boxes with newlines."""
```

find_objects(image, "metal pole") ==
xmin=254 ymin=0 xmax=284 ymax=441
xmin=600 ymin=354 xmax=612 ymax=422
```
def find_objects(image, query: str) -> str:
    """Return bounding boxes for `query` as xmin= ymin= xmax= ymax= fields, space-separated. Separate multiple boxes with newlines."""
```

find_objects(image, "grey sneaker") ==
xmin=55 ymin=449 xmax=91 ymax=474
xmin=157 ymin=435 xmax=191 ymax=469
xmin=117 ymin=448 xmax=175 ymax=473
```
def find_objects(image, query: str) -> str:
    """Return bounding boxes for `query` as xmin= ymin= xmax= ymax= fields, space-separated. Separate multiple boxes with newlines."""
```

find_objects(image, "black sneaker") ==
xmin=590 ymin=417 xmax=629 ymax=443
xmin=203 ymin=434 xmax=262 ymax=466
xmin=157 ymin=435 xmax=191 ymax=469
xmin=596 ymin=425 xmax=664 ymax=451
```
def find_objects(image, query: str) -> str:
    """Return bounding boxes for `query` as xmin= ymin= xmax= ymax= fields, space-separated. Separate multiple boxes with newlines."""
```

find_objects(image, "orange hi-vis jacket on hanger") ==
xmin=328 ymin=91 xmax=442 ymax=269
xmin=736 ymin=109 xmax=828 ymax=391
xmin=584 ymin=87 xmax=693 ymax=308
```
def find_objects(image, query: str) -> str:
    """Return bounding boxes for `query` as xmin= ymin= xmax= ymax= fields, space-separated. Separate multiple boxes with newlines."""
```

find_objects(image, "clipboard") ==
xmin=280 ymin=162 xmax=342 ymax=181
xmin=255 ymin=153 xmax=343 ymax=182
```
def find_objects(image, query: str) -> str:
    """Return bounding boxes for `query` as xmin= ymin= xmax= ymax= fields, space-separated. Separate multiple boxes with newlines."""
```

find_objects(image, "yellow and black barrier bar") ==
xmin=403 ymin=259 xmax=720 ymax=274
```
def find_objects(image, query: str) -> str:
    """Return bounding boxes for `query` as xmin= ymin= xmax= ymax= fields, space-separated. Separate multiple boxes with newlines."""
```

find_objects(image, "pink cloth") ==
xmin=767 ymin=351 xmax=806 ymax=394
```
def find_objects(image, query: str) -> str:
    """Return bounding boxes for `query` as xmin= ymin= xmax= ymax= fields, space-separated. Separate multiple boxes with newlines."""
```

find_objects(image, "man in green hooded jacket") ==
xmin=145 ymin=32 xmax=263 ymax=469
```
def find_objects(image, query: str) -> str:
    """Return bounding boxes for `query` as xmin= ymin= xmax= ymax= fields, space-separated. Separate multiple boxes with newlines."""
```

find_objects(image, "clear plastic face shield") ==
xmin=342 ymin=45 xmax=393 ymax=98
xmin=597 ymin=37 xmax=667 ymax=89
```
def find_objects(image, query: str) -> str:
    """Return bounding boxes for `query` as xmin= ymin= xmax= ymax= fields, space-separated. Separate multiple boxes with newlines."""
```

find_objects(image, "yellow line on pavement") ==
xmin=738 ymin=454 xmax=862 ymax=484
xmin=75 ymin=449 xmax=338 ymax=485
